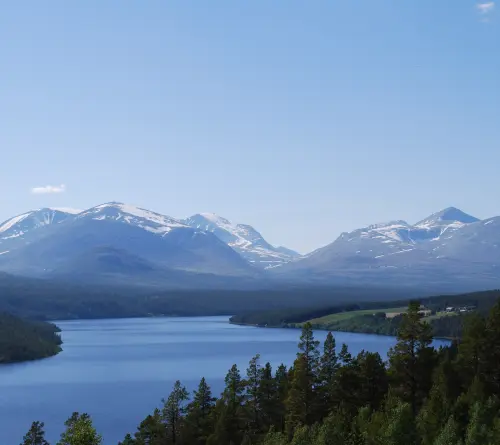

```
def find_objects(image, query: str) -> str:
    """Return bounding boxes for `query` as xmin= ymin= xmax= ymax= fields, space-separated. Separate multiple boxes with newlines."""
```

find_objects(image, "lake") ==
xmin=0 ymin=316 xmax=449 ymax=444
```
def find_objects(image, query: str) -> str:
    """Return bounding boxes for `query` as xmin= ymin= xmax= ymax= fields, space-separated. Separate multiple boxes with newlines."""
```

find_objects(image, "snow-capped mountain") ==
xmin=3 ymin=202 xmax=500 ymax=291
xmin=0 ymin=208 xmax=81 ymax=252
xmin=295 ymin=207 xmax=480 ymax=263
xmin=76 ymin=202 xmax=187 ymax=235
xmin=183 ymin=213 xmax=299 ymax=268
xmin=274 ymin=207 xmax=500 ymax=291
xmin=0 ymin=207 xmax=80 ymax=239
xmin=0 ymin=203 xmax=259 ymax=282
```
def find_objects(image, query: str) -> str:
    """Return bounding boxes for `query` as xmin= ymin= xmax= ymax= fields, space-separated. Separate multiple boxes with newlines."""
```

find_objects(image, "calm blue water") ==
xmin=0 ymin=316 xmax=449 ymax=444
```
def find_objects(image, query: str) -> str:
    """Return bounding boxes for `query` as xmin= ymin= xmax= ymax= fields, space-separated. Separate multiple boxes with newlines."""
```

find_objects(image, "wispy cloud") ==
xmin=477 ymin=2 xmax=495 ymax=15
xmin=31 ymin=184 xmax=66 ymax=194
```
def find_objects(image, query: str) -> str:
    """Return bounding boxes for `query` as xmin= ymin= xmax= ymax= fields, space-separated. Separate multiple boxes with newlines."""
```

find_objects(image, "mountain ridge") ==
xmin=2 ymin=203 xmax=500 ymax=292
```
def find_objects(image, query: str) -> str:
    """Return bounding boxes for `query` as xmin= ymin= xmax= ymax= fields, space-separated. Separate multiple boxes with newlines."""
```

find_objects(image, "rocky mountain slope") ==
xmin=0 ymin=203 xmax=260 ymax=285
xmin=274 ymin=207 xmax=500 ymax=291
xmin=2 ymin=203 xmax=500 ymax=292
xmin=183 ymin=213 xmax=299 ymax=268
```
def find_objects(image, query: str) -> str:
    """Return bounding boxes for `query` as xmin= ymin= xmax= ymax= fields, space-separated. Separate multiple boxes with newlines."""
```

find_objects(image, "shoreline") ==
xmin=229 ymin=320 xmax=455 ymax=341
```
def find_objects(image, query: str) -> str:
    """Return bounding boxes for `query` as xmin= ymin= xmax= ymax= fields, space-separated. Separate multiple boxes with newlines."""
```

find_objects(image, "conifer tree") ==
xmin=57 ymin=412 xmax=102 ymax=445
xmin=245 ymin=354 xmax=263 ymax=435
xmin=388 ymin=301 xmax=435 ymax=416
xmin=133 ymin=409 xmax=166 ymax=445
xmin=339 ymin=343 xmax=352 ymax=365
xmin=317 ymin=332 xmax=339 ymax=418
xmin=118 ymin=433 xmax=136 ymax=445
xmin=286 ymin=324 xmax=321 ymax=433
xmin=456 ymin=312 xmax=486 ymax=390
xmin=333 ymin=344 xmax=361 ymax=415
xmin=162 ymin=380 xmax=189 ymax=445
xmin=184 ymin=377 xmax=216 ymax=444
xmin=290 ymin=424 xmax=313 ymax=445
xmin=314 ymin=408 xmax=353 ymax=445
xmin=274 ymin=364 xmax=289 ymax=432
xmin=418 ymin=361 xmax=454 ymax=445
xmin=465 ymin=401 xmax=492 ymax=445
xmin=297 ymin=322 xmax=320 ymax=374
xmin=357 ymin=351 xmax=388 ymax=411
xmin=261 ymin=427 xmax=287 ymax=445
xmin=258 ymin=362 xmax=279 ymax=432
xmin=382 ymin=401 xmax=417 ymax=445
xmin=21 ymin=421 xmax=49 ymax=445
xmin=481 ymin=301 xmax=500 ymax=396
xmin=433 ymin=416 xmax=463 ymax=445
xmin=208 ymin=364 xmax=246 ymax=445
xmin=286 ymin=355 xmax=310 ymax=434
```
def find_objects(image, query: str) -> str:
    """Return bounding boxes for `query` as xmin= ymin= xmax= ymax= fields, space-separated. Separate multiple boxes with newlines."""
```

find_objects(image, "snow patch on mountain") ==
xmin=0 ymin=208 xmax=76 ymax=241
xmin=0 ymin=213 xmax=33 ymax=234
xmin=77 ymin=202 xmax=187 ymax=235
xmin=183 ymin=213 xmax=299 ymax=268
xmin=49 ymin=207 xmax=83 ymax=214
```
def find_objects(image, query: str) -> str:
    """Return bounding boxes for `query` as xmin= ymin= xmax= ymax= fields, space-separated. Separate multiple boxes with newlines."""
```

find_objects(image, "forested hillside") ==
xmin=230 ymin=289 xmax=500 ymax=339
xmin=0 ymin=312 xmax=62 ymax=363
xmin=0 ymin=272 xmax=418 ymax=320
xmin=21 ymin=301 xmax=500 ymax=444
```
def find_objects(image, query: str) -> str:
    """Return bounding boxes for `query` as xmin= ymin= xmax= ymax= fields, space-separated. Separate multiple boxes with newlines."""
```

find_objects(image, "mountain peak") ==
xmin=416 ymin=207 xmax=479 ymax=227
xmin=183 ymin=213 xmax=298 ymax=267
xmin=197 ymin=213 xmax=232 ymax=226
xmin=78 ymin=202 xmax=187 ymax=234
xmin=0 ymin=208 xmax=75 ymax=241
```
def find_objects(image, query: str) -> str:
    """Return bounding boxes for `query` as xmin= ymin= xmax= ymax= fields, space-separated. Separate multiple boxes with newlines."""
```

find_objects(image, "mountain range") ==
xmin=1 ymin=203 xmax=499 ymax=292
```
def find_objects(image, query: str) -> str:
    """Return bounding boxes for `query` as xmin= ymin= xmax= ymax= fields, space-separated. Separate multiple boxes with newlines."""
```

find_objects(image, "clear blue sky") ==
xmin=1 ymin=1 xmax=499 ymax=253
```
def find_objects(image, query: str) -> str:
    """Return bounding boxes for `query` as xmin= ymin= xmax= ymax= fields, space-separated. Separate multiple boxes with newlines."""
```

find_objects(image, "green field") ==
xmin=306 ymin=307 xmax=407 ymax=326
xmin=423 ymin=311 xmax=459 ymax=321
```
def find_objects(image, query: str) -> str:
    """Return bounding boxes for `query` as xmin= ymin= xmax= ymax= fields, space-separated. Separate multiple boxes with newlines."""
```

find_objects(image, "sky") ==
xmin=1 ymin=1 xmax=499 ymax=254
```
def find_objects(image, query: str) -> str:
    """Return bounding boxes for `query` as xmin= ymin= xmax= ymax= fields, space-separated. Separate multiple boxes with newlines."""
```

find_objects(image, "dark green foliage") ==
xmin=0 ymin=312 xmax=62 ymax=363
xmin=286 ymin=323 xmax=320 ymax=433
xmin=245 ymin=354 xmax=264 ymax=438
xmin=117 ymin=433 xmax=135 ymax=445
xmin=57 ymin=412 xmax=102 ymax=445
xmin=28 ymin=299 xmax=500 ymax=445
xmin=131 ymin=408 xmax=166 ymax=444
xmin=184 ymin=377 xmax=216 ymax=444
xmin=317 ymin=332 xmax=339 ymax=417
xmin=21 ymin=421 xmax=49 ymax=445
xmin=481 ymin=301 xmax=500 ymax=396
xmin=231 ymin=289 xmax=500 ymax=339
xmin=208 ymin=365 xmax=246 ymax=445
xmin=356 ymin=351 xmax=388 ymax=411
xmin=456 ymin=313 xmax=486 ymax=389
xmin=382 ymin=401 xmax=418 ymax=445
xmin=0 ymin=272 xmax=412 ymax=321
xmin=388 ymin=301 xmax=435 ymax=416
xmin=162 ymin=380 xmax=189 ymax=444
xmin=258 ymin=362 xmax=280 ymax=432
xmin=433 ymin=416 xmax=462 ymax=445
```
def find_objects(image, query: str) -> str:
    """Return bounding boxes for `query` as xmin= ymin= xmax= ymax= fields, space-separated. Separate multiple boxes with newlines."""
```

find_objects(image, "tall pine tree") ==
xmin=162 ymin=380 xmax=189 ymax=445
xmin=21 ymin=421 xmax=49 ymax=445
xmin=388 ymin=301 xmax=435 ymax=416
xmin=57 ymin=412 xmax=102 ymax=445
xmin=184 ymin=377 xmax=216 ymax=444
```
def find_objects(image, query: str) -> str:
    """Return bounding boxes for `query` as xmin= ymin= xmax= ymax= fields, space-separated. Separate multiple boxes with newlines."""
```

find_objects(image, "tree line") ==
xmin=230 ymin=289 xmax=500 ymax=339
xmin=0 ymin=312 xmax=62 ymax=363
xmin=21 ymin=299 xmax=500 ymax=444
xmin=0 ymin=271 xmax=420 ymax=321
